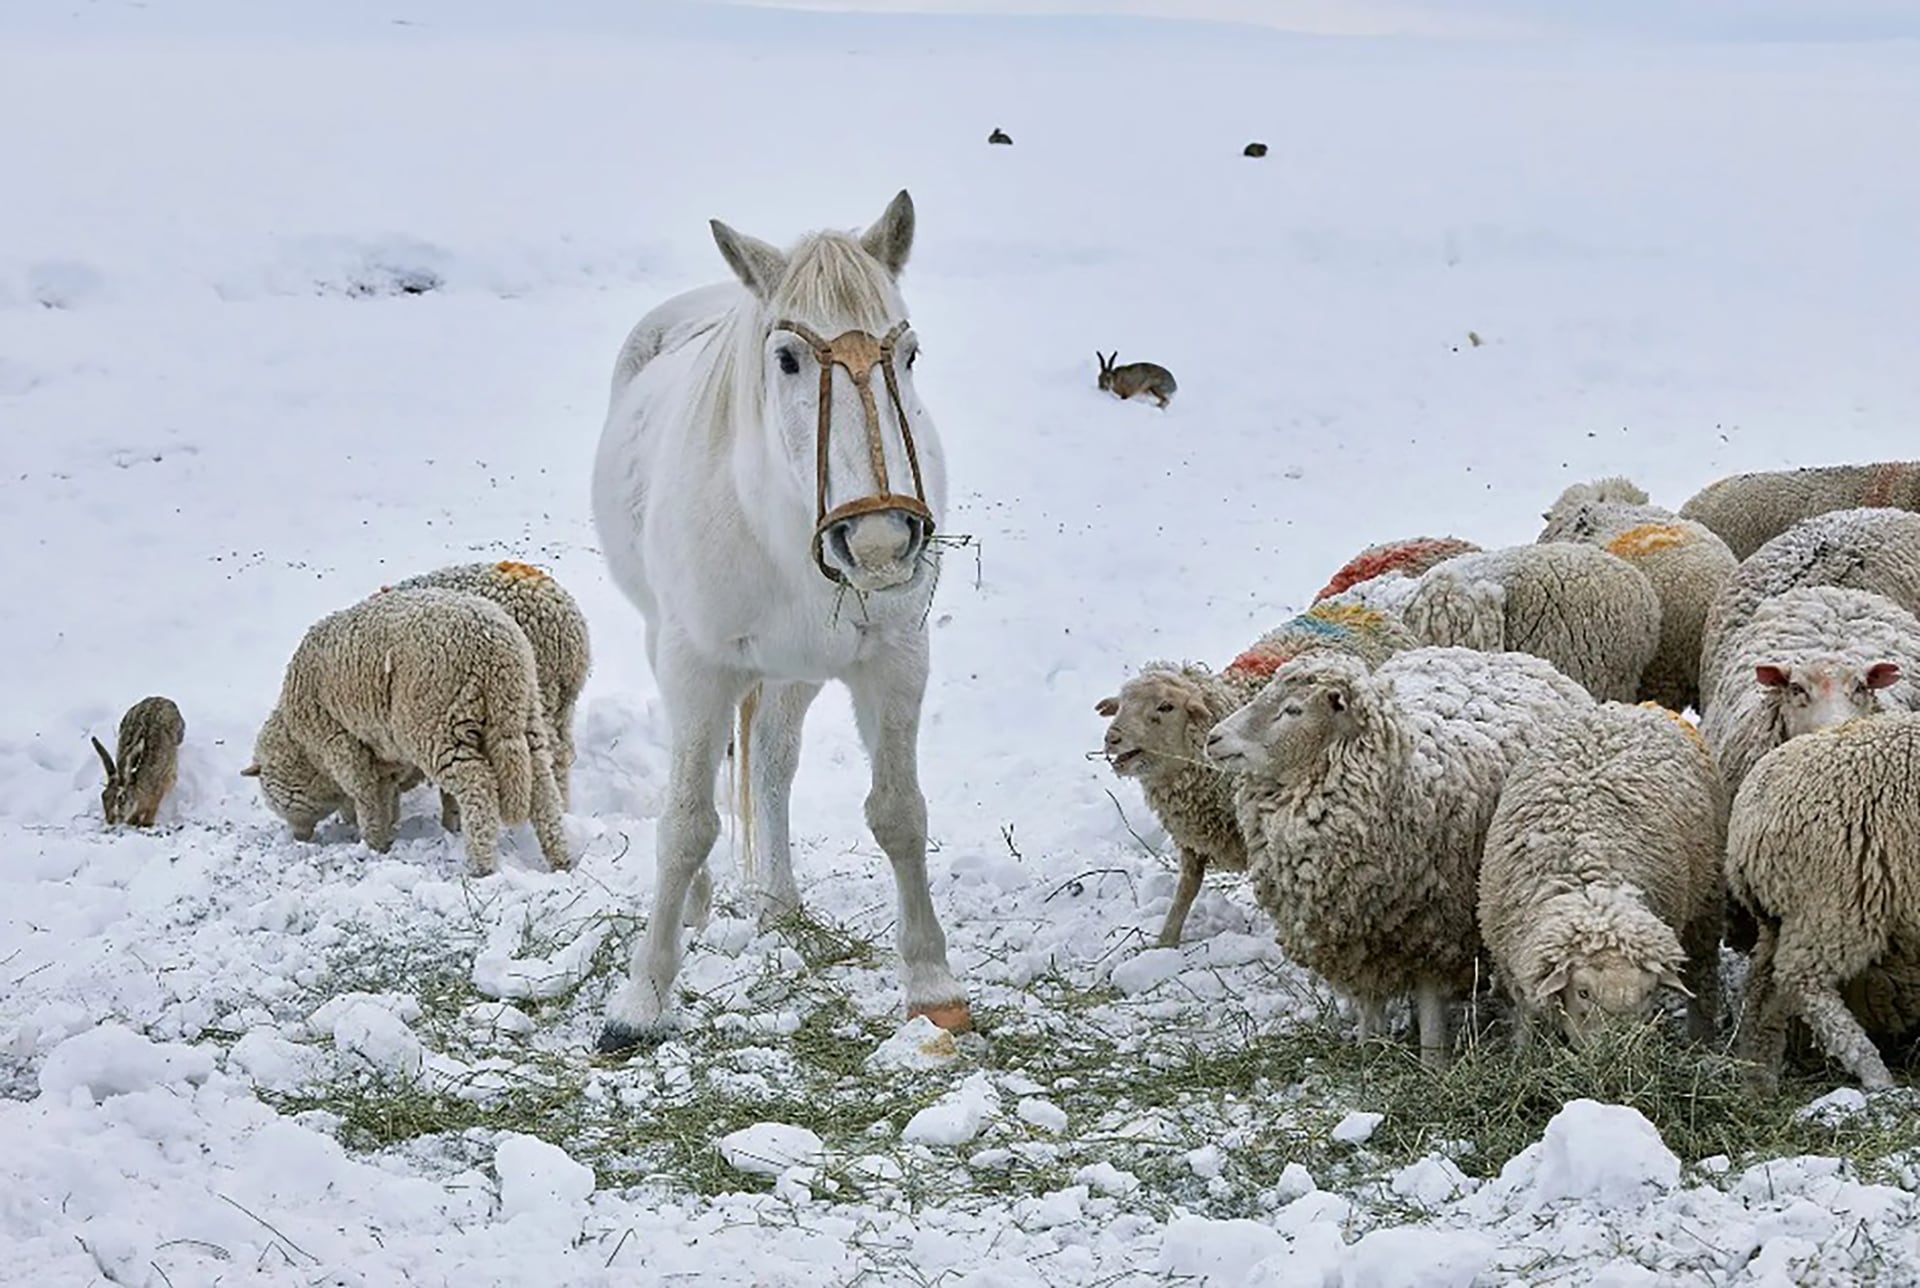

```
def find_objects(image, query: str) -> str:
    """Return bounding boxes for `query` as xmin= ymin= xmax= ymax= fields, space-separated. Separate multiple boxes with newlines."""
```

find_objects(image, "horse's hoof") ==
xmin=595 ymin=1022 xmax=671 ymax=1055
xmin=909 ymin=1000 xmax=974 ymax=1035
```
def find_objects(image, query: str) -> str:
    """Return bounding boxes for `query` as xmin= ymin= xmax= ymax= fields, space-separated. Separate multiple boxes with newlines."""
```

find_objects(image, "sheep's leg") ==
xmin=313 ymin=733 xmax=396 ymax=852
xmin=1353 ymin=996 xmax=1389 ymax=1043
xmin=524 ymin=710 xmax=571 ymax=872
xmin=745 ymin=680 xmax=823 ymax=925
xmin=1155 ymin=848 xmax=1208 ymax=948
xmin=599 ymin=642 xmax=744 ymax=1053
xmin=848 ymin=632 xmax=968 ymax=1032
xmin=1415 ymin=982 xmax=1451 ymax=1071
xmin=1680 ymin=908 xmax=1724 ymax=1042
xmin=548 ymin=693 xmax=578 ymax=812
xmin=439 ymin=792 xmax=462 ymax=834
xmin=438 ymin=759 xmax=504 ymax=878
xmin=1511 ymin=999 xmax=1541 ymax=1053
xmin=1737 ymin=921 xmax=1790 ymax=1091
xmin=1772 ymin=923 xmax=1894 ymax=1091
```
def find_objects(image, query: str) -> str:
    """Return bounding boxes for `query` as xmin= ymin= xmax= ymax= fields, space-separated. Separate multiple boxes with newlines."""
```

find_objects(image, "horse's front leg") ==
xmin=848 ymin=634 xmax=970 ymax=1032
xmin=746 ymin=680 xmax=822 ymax=925
xmin=598 ymin=645 xmax=745 ymax=1053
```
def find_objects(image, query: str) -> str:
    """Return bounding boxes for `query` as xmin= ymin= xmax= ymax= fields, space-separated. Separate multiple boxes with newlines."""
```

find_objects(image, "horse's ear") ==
xmin=710 ymin=219 xmax=789 ymax=302
xmin=860 ymin=189 xmax=915 ymax=277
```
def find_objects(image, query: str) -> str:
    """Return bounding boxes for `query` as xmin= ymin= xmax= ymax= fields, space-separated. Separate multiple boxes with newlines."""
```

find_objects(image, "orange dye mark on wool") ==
xmin=1607 ymin=524 xmax=1688 ymax=559
xmin=1638 ymin=701 xmax=1707 ymax=751
xmin=496 ymin=560 xmax=550 ymax=582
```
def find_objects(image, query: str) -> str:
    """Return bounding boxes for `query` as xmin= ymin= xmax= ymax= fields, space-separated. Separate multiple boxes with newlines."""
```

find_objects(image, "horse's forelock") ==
xmin=769 ymin=232 xmax=903 ymax=333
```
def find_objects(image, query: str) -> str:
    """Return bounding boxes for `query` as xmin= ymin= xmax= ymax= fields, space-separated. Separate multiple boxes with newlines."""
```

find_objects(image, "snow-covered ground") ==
xmin=6 ymin=1 xmax=1920 ymax=1283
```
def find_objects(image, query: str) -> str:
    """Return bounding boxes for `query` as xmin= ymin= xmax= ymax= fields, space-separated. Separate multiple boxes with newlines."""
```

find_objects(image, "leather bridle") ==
xmin=774 ymin=317 xmax=935 ymax=584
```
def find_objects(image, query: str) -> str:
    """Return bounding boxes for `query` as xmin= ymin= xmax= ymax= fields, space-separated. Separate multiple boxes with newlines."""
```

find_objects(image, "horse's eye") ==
xmin=776 ymin=347 xmax=800 ymax=375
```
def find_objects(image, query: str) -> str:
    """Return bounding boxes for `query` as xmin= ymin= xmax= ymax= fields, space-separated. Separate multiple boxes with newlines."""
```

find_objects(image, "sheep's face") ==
xmin=1756 ymin=658 xmax=1901 ymax=738
xmin=1536 ymin=950 xmax=1686 ymax=1046
xmin=1205 ymin=671 xmax=1356 ymax=781
xmin=242 ymin=711 xmax=343 ymax=841
xmin=1096 ymin=674 xmax=1212 ymax=781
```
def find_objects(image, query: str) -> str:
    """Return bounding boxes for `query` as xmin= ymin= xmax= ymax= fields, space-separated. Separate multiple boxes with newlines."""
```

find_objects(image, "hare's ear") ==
xmin=91 ymin=736 xmax=117 ymax=779
xmin=860 ymin=189 xmax=915 ymax=277
xmin=240 ymin=762 xmax=262 ymax=778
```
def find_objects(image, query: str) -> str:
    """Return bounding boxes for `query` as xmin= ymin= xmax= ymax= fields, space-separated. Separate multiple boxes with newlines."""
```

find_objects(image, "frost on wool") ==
xmin=1696 ymin=507 xmax=1920 ymax=711
xmin=1394 ymin=542 xmax=1661 ymax=704
xmin=1096 ymin=603 xmax=1419 ymax=947
xmin=246 ymin=587 xmax=570 ymax=877
xmin=1698 ymin=585 xmax=1920 ymax=798
xmin=1538 ymin=476 xmax=1738 ymax=714
xmin=1206 ymin=646 xmax=1594 ymax=1067
xmin=1680 ymin=461 xmax=1920 ymax=560
xmin=1311 ymin=535 xmax=1480 ymax=603
xmin=1729 ymin=712 xmax=1920 ymax=1092
xmin=383 ymin=560 xmax=591 ymax=807
xmin=1478 ymin=701 xmax=1726 ymax=1048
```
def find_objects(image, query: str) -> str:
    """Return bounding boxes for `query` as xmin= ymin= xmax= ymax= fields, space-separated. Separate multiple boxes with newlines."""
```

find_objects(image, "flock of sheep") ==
xmin=1097 ymin=460 xmax=1920 ymax=1091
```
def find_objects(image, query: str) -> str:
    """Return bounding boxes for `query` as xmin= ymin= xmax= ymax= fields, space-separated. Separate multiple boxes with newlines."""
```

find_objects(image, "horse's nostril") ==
xmin=829 ymin=522 xmax=856 ymax=569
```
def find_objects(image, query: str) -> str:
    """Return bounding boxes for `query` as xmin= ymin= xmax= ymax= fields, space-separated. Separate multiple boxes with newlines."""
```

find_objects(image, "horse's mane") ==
xmin=691 ymin=230 xmax=905 ymax=437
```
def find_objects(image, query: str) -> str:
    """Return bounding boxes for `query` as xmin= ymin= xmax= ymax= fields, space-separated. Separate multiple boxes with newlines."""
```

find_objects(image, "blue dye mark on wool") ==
xmin=1287 ymin=616 xmax=1350 ymax=640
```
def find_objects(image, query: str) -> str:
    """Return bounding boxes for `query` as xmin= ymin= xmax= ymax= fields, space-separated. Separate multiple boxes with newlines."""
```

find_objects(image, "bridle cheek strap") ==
xmin=775 ymin=317 xmax=935 ymax=582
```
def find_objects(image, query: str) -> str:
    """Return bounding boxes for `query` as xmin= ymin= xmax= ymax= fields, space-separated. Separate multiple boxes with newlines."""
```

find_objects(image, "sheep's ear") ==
xmin=1867 ymin=661 xmax=1903 ymax=690
xmin=91 ymin=736 xmax=117 ymax=779
xmin=859 ymin=189 xmax=915 ymax=277
xmin=1184 ymin=692 xmax=1212 ymax=721
xmin=1754 ymin=664 xmax=1790 ymax=689
xmin=710 ymin=219 xmax=789 ymax=302
xmin=1095 ymin=696 xmax=1120 ymax=717
xmin=1656 ymin=966 xmax=1694 ymax=998
xmin=1532 ymin=963 xmax=1571 ymax=1003
xmin=240 ymin=763 xmax=262 ymax=778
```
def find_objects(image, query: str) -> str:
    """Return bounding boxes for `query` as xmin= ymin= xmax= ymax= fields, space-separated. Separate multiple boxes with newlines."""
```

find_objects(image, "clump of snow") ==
xmin=1017 ymin=1097 xmax=1068 ymax=1133
xmin=472 ymin=922 xmax=608 ymax=1001
xmin=1110 ymin=947 xmax=1185 ymax=994
xmin=1507 ymin=1099 xmax=1679 ymax=1206
xmin=868 ymin=1015 xmax=960 ymax=1071
xmin=461 ymin=1001 xmax=536 ymax=1039
xmin=1156 ymin=1215 xmax=1288 ymax=1282
xmin=903 ymin=1072 xmax=1000 ymax=1147
xmin=494 ymin=1132 xmax=595 ymax=1218
xmin=324 ymin=1000 xmax=425 ymax=1078
xmin=1332 ymin=1110 xmax=1384 ymax=1145
xmin=719 ymin=1123 xmax=827 ymax=1178
xmin=1796 ymin=1086 xmax=1869 ymax=1125
xmin=1342 ymin=1226 xmax=1498 ymax=1286
xmin=1391 ymin=1155 xmax=1474 ymax=1208
xmin=225 ymin=1029 xmax=324 ymax=1093
xmin=37 ymin=1023 xmax=214 ymax=1102
xmin=1075 ymin=1161 xmax=1140 ymax=1197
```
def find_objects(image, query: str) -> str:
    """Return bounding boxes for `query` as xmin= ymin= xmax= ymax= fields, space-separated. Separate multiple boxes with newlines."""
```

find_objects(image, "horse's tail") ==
xmin=733 ymin=683 xmax=761 ymax=889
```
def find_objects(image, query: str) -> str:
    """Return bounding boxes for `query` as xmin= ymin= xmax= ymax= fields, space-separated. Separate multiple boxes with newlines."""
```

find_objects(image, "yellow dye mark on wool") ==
xmin=1607 ymin=524 xmax=1688 ymax=558
xmin=1638 ymin=701 xmax=1707 ymax=752
xmin=1306 ymin=601 xmax=1388 ymax=632
xmin=495 ymin=560 xmax=550 ymax=582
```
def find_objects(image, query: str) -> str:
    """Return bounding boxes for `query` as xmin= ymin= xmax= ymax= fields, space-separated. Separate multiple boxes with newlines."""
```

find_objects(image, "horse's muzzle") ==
xmin=821 ymin=507 xmax=930 ymax=591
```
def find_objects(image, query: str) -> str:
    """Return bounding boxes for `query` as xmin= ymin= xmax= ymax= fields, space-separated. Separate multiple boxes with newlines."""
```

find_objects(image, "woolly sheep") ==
xmin=1478 ymin=702 xmax=1725 ymax=1048
xmin=383 ymin=560 xmax=591 ymax=816
xmin=1729 ymin=712 xmax=1920 ymax=1091
xmin=1681 ymin=461 xmax=1920 ymax=560
xmin=1696 ymin=508 xmax=1920 ymax=710
xmin=1539 ymin=476 xmax=1739 ymax=713
xmin=1699 ymin=585 xmax=1920 ymax=798
xmin=1312 ymin=535 xmax=1480 ymax=603
xmin=1095 ymin=603 xmax=1420 ymax=946
xmin=1391 ymin=542 xmax=1661 ymax=704
xmin=1205 ymin=646 xmax=1594 ymax=1068
xmin=244 ymin=587 xmax=569 ymax=877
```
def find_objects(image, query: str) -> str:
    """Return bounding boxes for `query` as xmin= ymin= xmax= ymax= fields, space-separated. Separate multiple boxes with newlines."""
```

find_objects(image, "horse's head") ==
xmin=711 ymin=190 xmax=941 ymax=596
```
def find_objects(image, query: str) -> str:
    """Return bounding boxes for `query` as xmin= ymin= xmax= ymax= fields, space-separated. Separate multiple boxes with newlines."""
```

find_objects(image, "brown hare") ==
xmin=93 ymin=695 xmax=185 ymax=827
xmin=1096 ymin=351 xmax=1177 ymax=408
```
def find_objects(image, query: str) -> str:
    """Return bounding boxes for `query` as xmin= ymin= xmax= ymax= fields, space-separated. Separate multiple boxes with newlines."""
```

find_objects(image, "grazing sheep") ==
xmin=1699 ymin=586 xmax=1920 ymax=797
xmin=1312 ymin=535 xmax=1480 ymax=603
xmin=1205 ymin=646 xmax=1594 ymax=1068
xmin=244 ymin=587 xmax=569 ymax=877
xmin=1729 ymin=712 xmax=1920 ymax=1091
xmin=1478 ymin=702 xmax=1725 ymax=1048
xmin=1539 ymin=476 xmax=1739 ymax=713
xmin=1096 ymin=603 xmax=1420 ymax=946
xmin=1392 ymin=542 xmax=1662 ymax=704
xmin=383 ymin=559 xmax=591 ymax=815
xmin=1696 ymin=508 xmax=1920 ymax=710
xmin=1681 ymin=462 xmax=1920 ymax=560
xmin=92 ymin=696 xmax=185 ymax=828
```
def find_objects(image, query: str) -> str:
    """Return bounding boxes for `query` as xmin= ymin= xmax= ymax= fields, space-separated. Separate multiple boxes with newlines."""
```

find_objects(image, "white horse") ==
xmin=590 ymin=190 xmax=970 ymax=1052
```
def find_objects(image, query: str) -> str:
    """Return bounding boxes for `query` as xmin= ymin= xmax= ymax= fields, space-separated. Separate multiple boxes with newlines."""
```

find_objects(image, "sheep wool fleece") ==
xmin=1681 ymin=462 xmax=1920 ymax=560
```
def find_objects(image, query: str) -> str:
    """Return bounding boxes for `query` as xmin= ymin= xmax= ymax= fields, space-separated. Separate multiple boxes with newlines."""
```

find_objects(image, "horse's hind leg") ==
xmin=848 ymin=633 xmax=969 ymax=1032
xmin=599 ymin=644 xmax=744 ymax=1053
xmin=746 ymin=680 xmax=823 ymax=926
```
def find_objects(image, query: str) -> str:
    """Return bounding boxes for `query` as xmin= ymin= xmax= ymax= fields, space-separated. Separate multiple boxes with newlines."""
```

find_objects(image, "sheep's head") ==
xmin=1527 ymin=885 xmax=1688 ymax=1046
xmin=1096 ymin=667 xmax=1216 ymax=781
xmin=1755 ymin=658 xmax=1901 ymax=738
xmin=241 ymin=708 xmax=344 ymax=841
xmin=1205 ymin=654 xmax=1365 ymax=781
xmin=1538 ymin=477 xmax=1648 ymax=536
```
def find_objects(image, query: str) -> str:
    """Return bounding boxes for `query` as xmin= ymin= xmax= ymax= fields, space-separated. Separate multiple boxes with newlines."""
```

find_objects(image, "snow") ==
xmin=1332 ymin=1110 xmax=1385 ymax=1145
xmin=3 ymin=0 xmax=1920 ymax=1282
